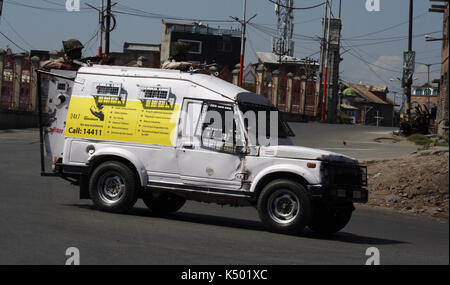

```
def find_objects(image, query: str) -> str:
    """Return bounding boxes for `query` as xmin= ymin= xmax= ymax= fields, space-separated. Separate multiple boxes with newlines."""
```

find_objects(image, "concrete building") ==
xmin=0 ymin=48 xmax=41 ymax=129
xmin=160 ymin=21 xmax=241 ymax=71
xmin=109 ymin=42 xmax=161 ymax=68
xmin=411 ymin=82 xmax=439 ymax=111
xmin=436 ymin=2 xmax=449 ymax=136
xmin=340 ymin=83 xmax=395 ymax=126
xmin=253 ymin=52 xmax=319 ymax=119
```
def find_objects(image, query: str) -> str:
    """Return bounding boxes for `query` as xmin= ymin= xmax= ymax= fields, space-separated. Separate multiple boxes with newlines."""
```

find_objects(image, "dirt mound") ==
xmin=363 ymin=150 xmax=449 ymax=220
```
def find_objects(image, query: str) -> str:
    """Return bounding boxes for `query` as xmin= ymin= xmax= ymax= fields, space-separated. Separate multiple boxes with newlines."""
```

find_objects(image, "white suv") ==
xmin=39 ymin=65 xmax=368 ymax=235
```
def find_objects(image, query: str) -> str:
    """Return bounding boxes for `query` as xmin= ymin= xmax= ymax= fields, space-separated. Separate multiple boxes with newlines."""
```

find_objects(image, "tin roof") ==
xmin=412 ymin=82 xmax=439 ymax=89
xmin=345 ymin=83 xmax=389 ymax=105
xmin=123 ymin=42 xmax=160 ymax=52
xmin=340 ymin=104 xmax=359 ymax=110
xmin=163 ymin=21 xmax=241 ymax=38
xmin=256 ymin=52 xmax=319 ymax=66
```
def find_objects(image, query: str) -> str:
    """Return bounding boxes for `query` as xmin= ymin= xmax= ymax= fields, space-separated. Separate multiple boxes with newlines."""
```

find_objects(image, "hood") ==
xmin=259 ymin=145 xmax=358 ymax=164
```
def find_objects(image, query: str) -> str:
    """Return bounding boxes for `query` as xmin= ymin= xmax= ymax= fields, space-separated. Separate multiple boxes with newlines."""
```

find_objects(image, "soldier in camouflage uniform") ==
xmin=162 ymin=42 xmax=196 ymax=71
xmin=40 ymin=39 xmax=84 ymax=70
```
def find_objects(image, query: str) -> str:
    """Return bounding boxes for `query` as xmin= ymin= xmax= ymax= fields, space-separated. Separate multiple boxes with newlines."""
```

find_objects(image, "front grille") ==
xmin=324 ymin=163 xmax=367 ymax=187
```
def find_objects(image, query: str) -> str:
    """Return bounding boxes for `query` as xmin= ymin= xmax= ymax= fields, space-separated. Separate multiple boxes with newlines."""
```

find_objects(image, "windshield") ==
xmin=238 ymin=102 xmax=295 ymax=146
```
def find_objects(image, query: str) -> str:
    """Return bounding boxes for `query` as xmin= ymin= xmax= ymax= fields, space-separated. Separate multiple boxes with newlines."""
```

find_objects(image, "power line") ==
xmin=84 ymin=27 xmax=100 ymax=49
xmin=343 ymin=31 xmax=441 ymax=48
xmin=342 ymin=39 xmax=405 ymax=72
xmin=113 ymin=4 xmax=235 ymax=23
xmin=5 ymin=0 xmax=94 ymax=12
xmin=346 ymin=49 xmax=401 ymax=73
xmin=0 ymin=16 xmax=34 ymax=50
xmin=250 ymin=22 xmax=319 ymax=41
xmin=0 ymin=30 xmax=28 ymax=52
xmin=254 ymin=16 xmax=322 ymax=27
xmin=345 ymin=11 xmax=428 ymax=39
xmin=342 ymin=42 xmax=396 ymax=86
xmin=267 ymin=0 xmax=326 ymax=10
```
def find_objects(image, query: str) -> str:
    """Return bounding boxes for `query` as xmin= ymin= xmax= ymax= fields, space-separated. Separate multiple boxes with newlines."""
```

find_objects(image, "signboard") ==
xmin=402 ymin=51 xmax=415 ymax=88
xmin=65 ymin=97 xmax=180 ymax=146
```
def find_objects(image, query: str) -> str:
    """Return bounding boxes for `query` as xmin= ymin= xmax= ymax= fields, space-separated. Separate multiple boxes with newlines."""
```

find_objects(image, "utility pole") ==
xmin=406 ymin=0 xmax=413 ymax=121
xmin=99 ymin=0 xmax=104 ymax=56
xmin=273 ymin=0 xmax=295 ymax=57
xmin=239 ymin=0 xmax=247 ymax=87
xmin=317 ymin=0 xmax=328 ymax=118
xmin=338 ymin=0 xmax=342 ymax=18
xmin=231 ymin=0 xmax=256 ymax=87
xmin=321 ymin=0 xmax=331 ymax=120
xmin=392 ymin=91 xmax=398 ymax=127
xmin=425 ymin=63 xmax=432 ymax=109
xmin=86 ymin=1 xmax=110 ymax=57
xmin=105 ymin=0 xmax=112 ymax=55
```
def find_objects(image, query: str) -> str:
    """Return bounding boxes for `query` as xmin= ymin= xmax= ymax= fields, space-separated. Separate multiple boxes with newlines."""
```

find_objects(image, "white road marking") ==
xmin=323 ymin=148 xmax=376 ymax=151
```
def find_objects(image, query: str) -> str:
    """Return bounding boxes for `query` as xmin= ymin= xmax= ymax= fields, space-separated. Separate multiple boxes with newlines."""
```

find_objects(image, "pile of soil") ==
xmin=363 ymin=150 xmax=449 ymax=220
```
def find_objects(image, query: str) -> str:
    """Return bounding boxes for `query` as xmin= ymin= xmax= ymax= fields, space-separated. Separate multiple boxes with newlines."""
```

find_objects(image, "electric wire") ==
xmin=267 ymin=0 xmax=326 ymax=10
xmin=0 ymin=30 xmax=28 ymax=52
xmin=0 ymin=16 xmax=34 ymax=50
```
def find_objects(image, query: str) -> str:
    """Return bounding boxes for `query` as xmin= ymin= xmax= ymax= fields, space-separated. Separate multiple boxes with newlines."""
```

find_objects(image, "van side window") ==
xmin=178 ymin=100 xmax=203 ymax=146
xmin=197 ymin=102 xmax=242 ymax=154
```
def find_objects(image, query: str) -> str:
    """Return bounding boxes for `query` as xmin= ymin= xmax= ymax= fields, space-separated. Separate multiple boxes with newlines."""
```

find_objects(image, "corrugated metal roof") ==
xmin=340 ymin=103 xmax=359 ymax=110
xmin=164 ymin=21 xmax=241 ymax=37
xmin=124 ymin=42 xmax=160 ymax=52
xmin=256 ymin=52 xmax=319 ymax=65
xmin=345 ymin=83 xmax=388 ymax=105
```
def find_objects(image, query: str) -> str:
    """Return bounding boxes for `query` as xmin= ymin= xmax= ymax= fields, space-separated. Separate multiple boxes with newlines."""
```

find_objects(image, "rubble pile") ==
xmin=364 ymin=150 xmax=449 ymax=220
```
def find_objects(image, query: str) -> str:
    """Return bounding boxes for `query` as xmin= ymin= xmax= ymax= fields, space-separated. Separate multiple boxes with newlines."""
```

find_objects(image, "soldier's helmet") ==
xmin=63 ymin=39 xmax=84 ymax=53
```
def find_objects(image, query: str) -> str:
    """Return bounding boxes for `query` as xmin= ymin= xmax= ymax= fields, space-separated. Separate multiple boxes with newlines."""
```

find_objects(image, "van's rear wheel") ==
xmin=142 ymin=192 xmax=186 ymax=215
xmin=308 ymin=203 xmax=354 ymax=234
xmin=89 ymin=161 xmax=139 ymax=213
xmin=257 ymin=179 xmax=311 ymax=235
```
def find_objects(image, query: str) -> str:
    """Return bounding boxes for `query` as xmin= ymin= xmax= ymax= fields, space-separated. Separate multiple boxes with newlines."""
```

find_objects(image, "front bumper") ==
xmin=307 ymin=185 xmax=369 ymax=203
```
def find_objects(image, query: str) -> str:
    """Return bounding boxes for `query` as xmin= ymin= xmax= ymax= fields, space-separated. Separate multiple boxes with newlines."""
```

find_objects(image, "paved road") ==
xmin=289 ymin=122 xmax=418 ymax=161
xmin=0 ymin=129 xmax=448 ymax=265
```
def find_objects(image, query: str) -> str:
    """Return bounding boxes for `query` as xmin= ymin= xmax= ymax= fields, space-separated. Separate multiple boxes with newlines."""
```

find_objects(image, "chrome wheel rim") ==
xmin=267 ymin=189 xmax=300 ymax=224
xmin=97 ymin=172 xmax=126 ymax=205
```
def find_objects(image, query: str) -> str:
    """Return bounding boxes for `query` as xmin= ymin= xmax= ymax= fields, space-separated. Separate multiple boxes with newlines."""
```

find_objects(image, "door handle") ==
xmin=182 ymin=142 xmax=194 ymax=150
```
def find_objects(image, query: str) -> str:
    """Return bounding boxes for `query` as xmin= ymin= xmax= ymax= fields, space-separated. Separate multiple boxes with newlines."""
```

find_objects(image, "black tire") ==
xmin=142 ymin=191 xmax=186 ymax=215
xmin=89 ymin=161 xmax=139 ymax=213
xmin=257 ymin=179 xmax=312 ymax=235
xmin=308 ymin=203 xmax=354 ymax=234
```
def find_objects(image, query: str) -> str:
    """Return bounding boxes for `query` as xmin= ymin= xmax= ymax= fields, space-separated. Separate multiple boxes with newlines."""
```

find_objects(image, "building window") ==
xmin=433 ymin=89 xmax=438 ymax=96
xmin=178 ymin=39 xmax=202 ymax=54
xmin=415 ymin=88 xmax=423 ymax=96
xmin=217 ymin=38 xmax=233 ymax=52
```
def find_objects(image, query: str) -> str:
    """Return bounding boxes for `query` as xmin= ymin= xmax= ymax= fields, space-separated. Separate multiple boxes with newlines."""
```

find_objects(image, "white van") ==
xmin=38 ymin=65 xmax=368 ymax=235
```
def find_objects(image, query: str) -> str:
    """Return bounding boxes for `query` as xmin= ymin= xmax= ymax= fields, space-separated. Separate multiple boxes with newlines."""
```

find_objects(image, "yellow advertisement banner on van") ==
xmin=65 ymin=96 xmax=180 ymax=146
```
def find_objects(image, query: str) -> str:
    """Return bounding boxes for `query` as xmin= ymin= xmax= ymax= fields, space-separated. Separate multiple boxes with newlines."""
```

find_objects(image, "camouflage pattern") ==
xmin=171 ymin=42 xmax=190 ymax=57
xmin=40 ymin=57 xmax=66 ymax=70
xmin=62 ymin=39 xmax=84 ymax=53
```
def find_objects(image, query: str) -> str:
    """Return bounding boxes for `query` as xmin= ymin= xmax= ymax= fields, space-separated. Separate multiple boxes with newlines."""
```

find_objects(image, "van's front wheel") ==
xmin=89 ymin=161 xmax=139 ymax=213
xmin=257 ymin=179 xmax=311 ymax=235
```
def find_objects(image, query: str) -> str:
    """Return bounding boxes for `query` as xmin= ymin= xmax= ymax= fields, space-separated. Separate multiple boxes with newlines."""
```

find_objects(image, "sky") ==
xmin=0 ymin=0 xmax=445 ymax=97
